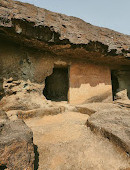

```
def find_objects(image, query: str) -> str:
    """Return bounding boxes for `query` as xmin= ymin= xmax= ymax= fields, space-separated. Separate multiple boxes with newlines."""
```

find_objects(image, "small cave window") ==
xmin=43 ymin=67 xmax=69 ymax=101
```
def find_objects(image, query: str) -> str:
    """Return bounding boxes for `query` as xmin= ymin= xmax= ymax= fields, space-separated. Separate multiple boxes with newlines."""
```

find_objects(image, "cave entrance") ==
xmin=111 ymin=70 xmax=130 ymax=100
xmin=43 ymin=66 xmax=69 ymax=101
xmin=111 ymin=71 xmax=119 ymax=101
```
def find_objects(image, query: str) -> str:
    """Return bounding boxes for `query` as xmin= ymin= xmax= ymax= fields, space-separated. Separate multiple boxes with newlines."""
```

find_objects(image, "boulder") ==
xmin=116 ymin=89 xmax=129 ymax=100
xmin=0 ymin=119 xmax=34 ymax=170
xmin=86 ymin=108 xmax=130 ymax=154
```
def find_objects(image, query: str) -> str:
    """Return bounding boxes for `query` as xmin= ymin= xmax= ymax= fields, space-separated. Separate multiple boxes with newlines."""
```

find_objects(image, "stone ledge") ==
xmin=86 ymin=108 xmax=130 ymax=155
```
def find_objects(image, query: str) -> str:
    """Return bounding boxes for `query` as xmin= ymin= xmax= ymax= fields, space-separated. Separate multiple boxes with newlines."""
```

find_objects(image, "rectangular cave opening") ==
xmin=111 ymin=70 xmax=130 ymax=101
xmin=43 ymin=66 xmax=69 ymax=101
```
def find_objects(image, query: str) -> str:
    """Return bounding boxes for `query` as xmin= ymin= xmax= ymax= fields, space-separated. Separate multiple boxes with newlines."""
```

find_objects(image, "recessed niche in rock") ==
xmin=43 ymin=67 xmax=69 ymax=101
xmin=111 ymin=70 xmax=130 ymax=100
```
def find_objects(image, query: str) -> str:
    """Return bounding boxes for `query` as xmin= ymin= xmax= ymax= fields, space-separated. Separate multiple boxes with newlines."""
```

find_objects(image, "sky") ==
xmin=17 ymin=0 xmax=130 ymax=35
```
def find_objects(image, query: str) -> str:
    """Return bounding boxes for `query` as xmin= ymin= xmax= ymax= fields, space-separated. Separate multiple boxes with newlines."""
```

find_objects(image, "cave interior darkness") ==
xmin=43 ymin=67 xmax=69 ymax=101
xmin=111 ymin=70 xmax=130 ymax=100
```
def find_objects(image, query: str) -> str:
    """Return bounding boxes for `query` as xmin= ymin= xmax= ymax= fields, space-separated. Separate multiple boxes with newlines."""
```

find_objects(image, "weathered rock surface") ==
xmin=0 ymin=78 xmax=50 ymax=111
xmin=25 ymin=111 xmax=130 ymax=170
xmin=115 ymin=89 xmax=129 ymax=100
xmin=0 ymin=0 xmax=130 ymax=65
xmin=86 ymin=108 xmax=130 ymax=154
xmin=73 ymin=102 xmax=122 ymax=113
xmin=0 ymin=110 xmax=8 ymax=120
xmin=116 ymin=100 xmax=130 ymax=108
xmin=7 ymin=107 xmax=64 ymax=120
xmin=0 ymin=119 xmax=34 ymax=170
xmin=0 ymin=78 xmax=65 ymax=120
xmin=75 ymin=106 xmax=96 ymax=116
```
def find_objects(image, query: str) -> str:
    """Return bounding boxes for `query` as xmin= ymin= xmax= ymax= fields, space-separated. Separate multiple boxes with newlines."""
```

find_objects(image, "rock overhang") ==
xmin=0 ymin=0 xmax=130 ymax=65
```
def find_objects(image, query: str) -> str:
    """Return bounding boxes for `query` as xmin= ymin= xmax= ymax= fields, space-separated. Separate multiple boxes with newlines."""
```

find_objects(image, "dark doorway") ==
xmin=111 ymin=70 xmax=130 ymax=100
xmin=111 ymin=71 xmax=119 ymax=101
xmin=43 ymin=67 xmax=69 ymax=101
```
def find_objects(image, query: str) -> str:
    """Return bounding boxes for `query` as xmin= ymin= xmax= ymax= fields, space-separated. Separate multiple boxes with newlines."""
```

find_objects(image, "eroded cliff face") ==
xmin=0 ymin=39 xmax=72 ymax=101
xmin=0 ymin=2 xmax=130 ymax=169
xmin=0 ymin=0 xmax=130 ymax=66
xmin=0 ymin=0 xmax=130 ymax=105
xmin=0 ymin=39 xmax=114 ymax=105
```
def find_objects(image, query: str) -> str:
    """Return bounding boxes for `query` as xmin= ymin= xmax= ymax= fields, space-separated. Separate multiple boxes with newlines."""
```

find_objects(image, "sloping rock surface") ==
xmin=0 ymin=0 xmax=130 ymax=64
xmin=87 ymin=108 xmax=130 ymax=154
xmin=25 ymin=111 xmax=130 ymax=170
xmin=0 ymin=118 xmax=34 ymax=170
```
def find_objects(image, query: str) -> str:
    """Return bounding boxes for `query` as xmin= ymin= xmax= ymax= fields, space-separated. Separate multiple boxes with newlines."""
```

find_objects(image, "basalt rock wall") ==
xmin=0 ymin=39 xmax=71 ymax=104
xmin=0 ymin=0 xmax=130 ymax=105
xmin=0 ymin=40 xmax=54 ymax=98
xmin=0 ymin=0 xmax=130 ymax=66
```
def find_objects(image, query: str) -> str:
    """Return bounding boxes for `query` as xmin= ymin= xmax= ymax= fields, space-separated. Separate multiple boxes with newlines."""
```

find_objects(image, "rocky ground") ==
xmin=25 ymin=103 xmax=130 ymax=170
xmin=0 ymin=90 xmax=130 ymax=170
